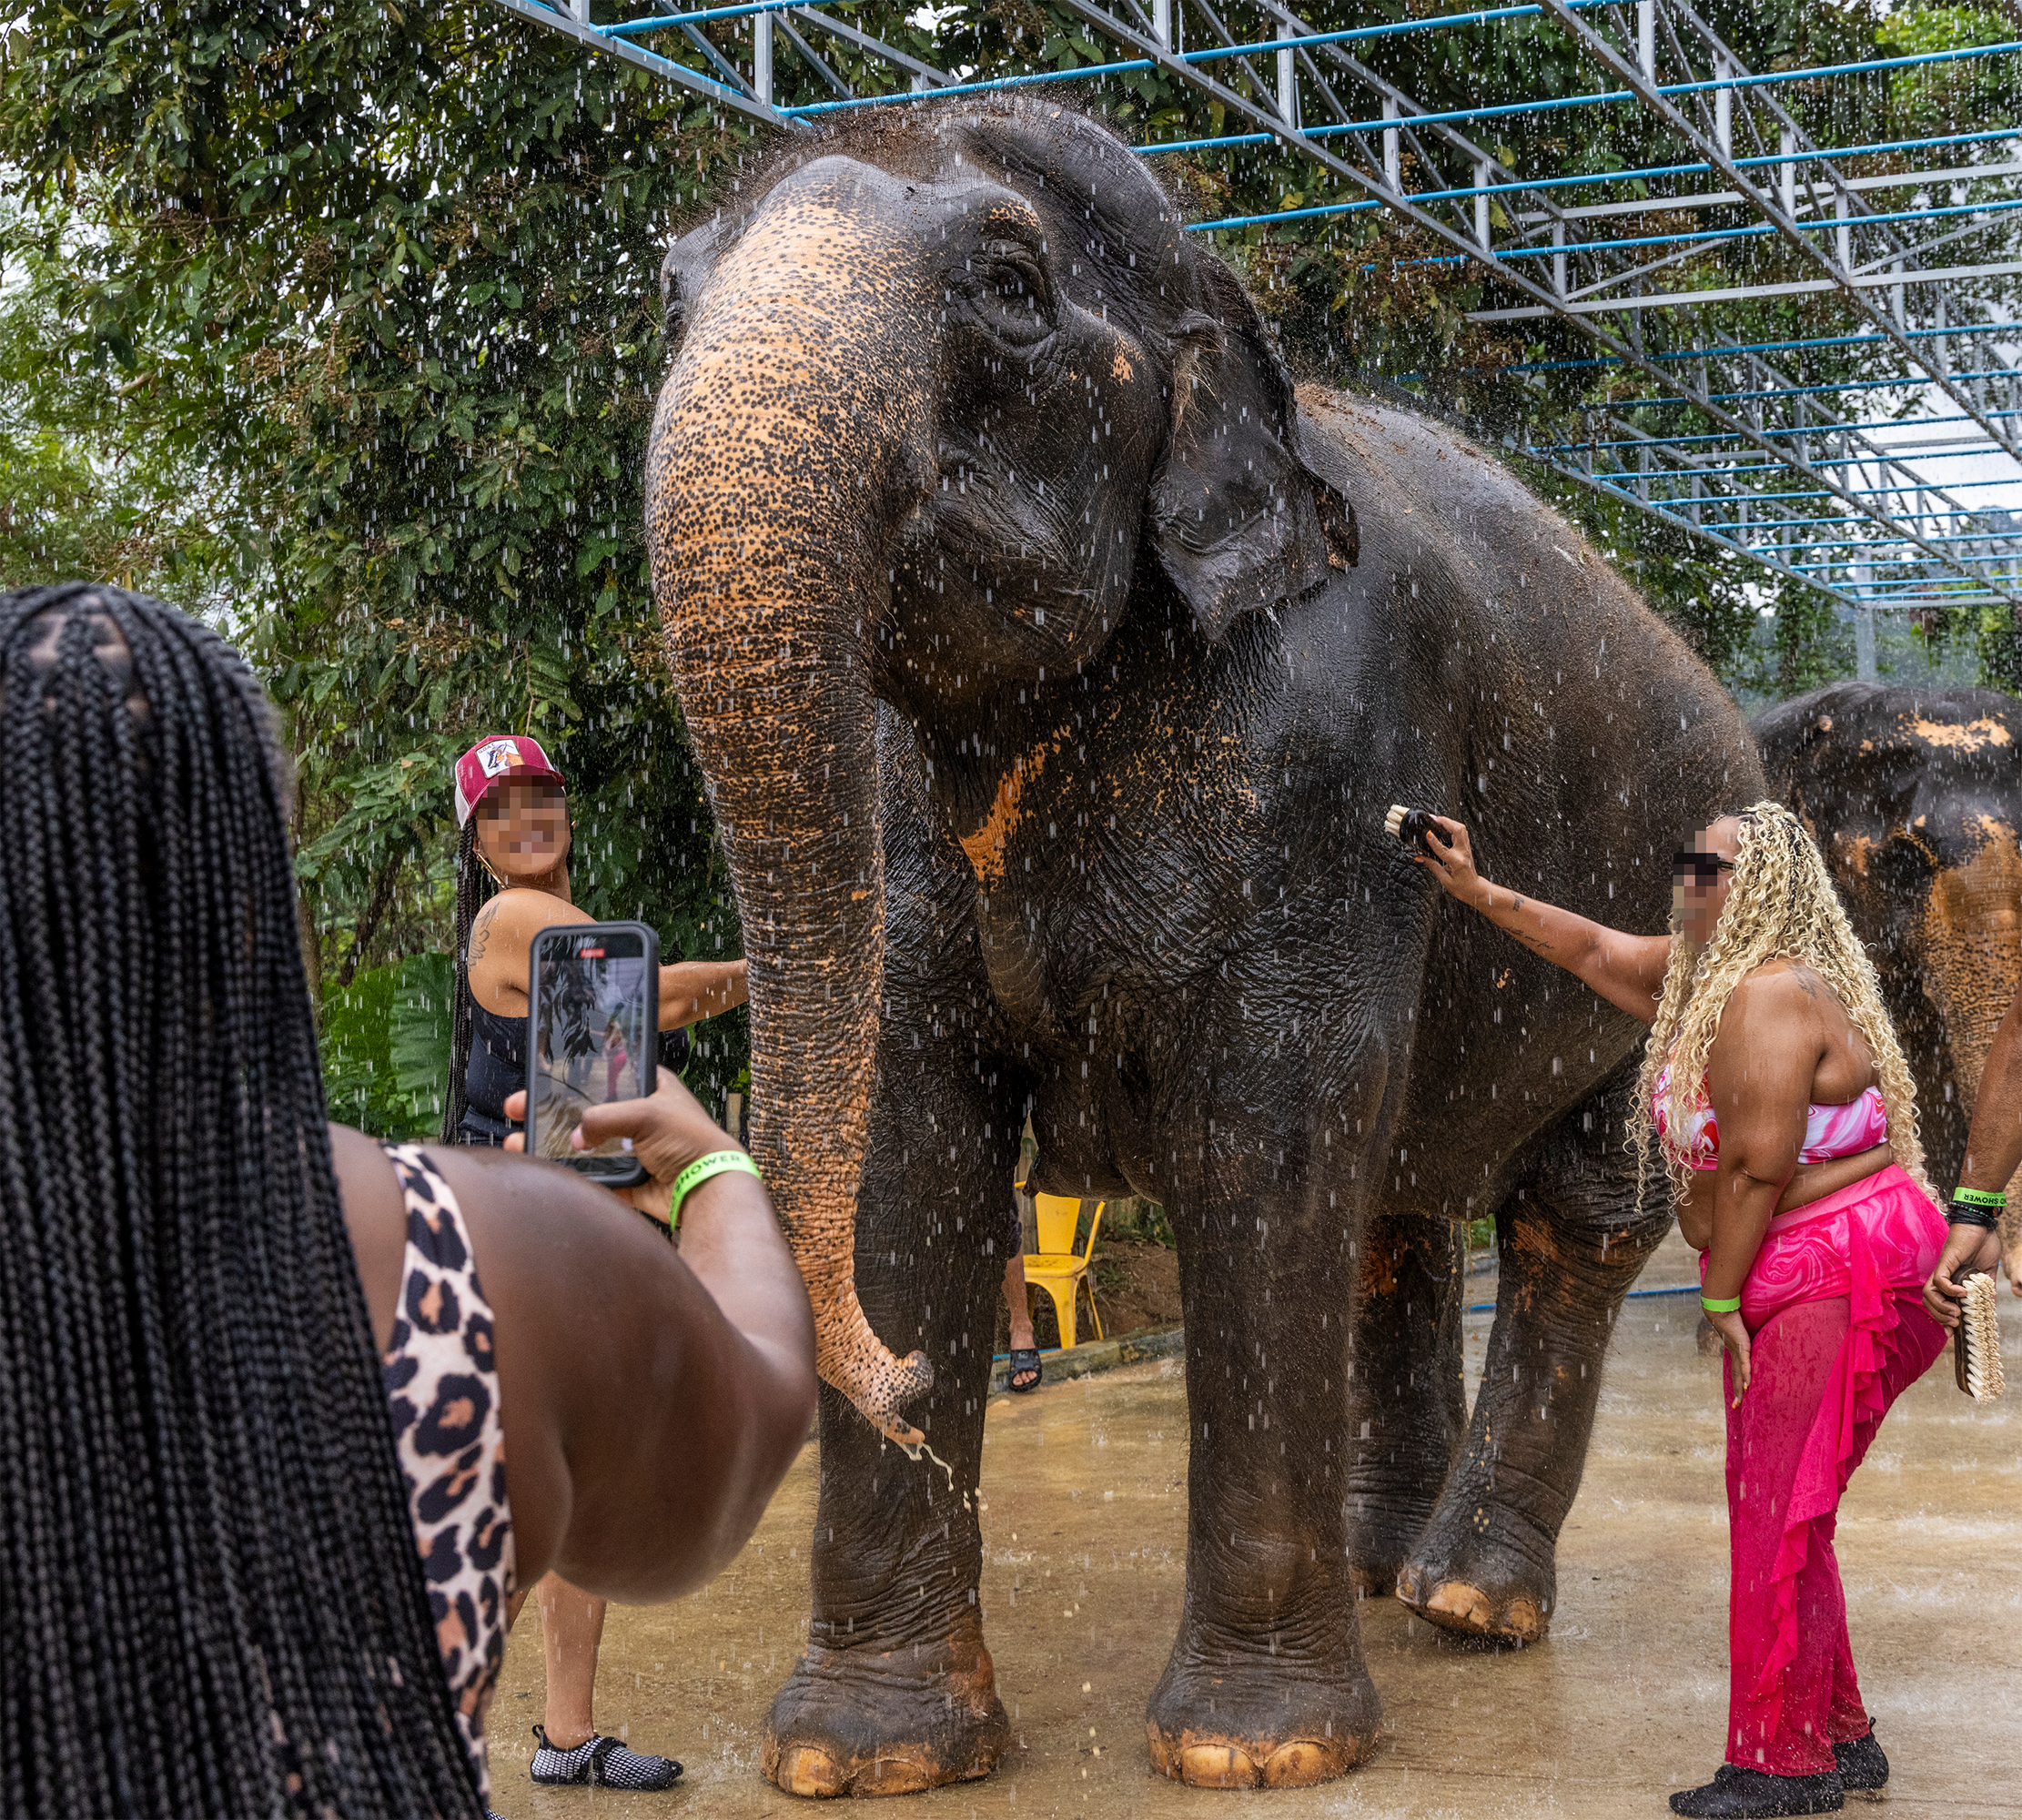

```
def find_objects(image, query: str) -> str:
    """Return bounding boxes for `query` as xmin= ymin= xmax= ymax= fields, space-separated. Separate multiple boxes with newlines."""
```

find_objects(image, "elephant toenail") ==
xmin=1179 ymin=1743 xmax=1259 ymax=1787
xmin=775 ymin=1744 xmax=844 ymax=1797
xmin=1261 ymin=1739 xmax=1334 ymax=1786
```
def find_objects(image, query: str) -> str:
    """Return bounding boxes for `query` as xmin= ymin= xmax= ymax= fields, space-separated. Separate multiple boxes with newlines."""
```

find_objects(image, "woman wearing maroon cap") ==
xmin=443 ymin=735 xmax=751 ymax=1792
xmin=442 ymin=734 xmax=749 ymax=1149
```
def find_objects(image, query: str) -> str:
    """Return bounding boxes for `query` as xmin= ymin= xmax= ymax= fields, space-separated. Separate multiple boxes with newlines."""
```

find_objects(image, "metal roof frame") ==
xmin=493 ymin=0 xmax=2022 ymax=672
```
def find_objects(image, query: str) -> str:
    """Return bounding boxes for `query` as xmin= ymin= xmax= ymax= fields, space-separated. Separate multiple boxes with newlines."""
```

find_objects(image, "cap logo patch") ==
xmin=476 ymin=738 xmax=523 ymax=779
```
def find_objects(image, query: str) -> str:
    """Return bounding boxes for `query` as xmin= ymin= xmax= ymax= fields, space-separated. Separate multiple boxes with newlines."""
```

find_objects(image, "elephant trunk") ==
xmin=646 ymin=198 xmax=935 ymax=1440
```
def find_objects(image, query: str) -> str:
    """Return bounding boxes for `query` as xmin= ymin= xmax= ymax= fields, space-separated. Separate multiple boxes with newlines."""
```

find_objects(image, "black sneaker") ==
xmin=1834 ymin=1724 xmax=1887 ymax=1799
xmin=1670 ymin=1764 xmax=1845 ymax=1817
xmin=530 ymin=1725 xmax=682 ymax=1790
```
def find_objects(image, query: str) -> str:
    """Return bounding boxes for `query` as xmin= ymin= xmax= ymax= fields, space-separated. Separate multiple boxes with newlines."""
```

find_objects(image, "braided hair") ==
xmin=440 ymin=816 xmax=496 ymax=1144
xmin=1631 ymin=799 xmax=1928 ymax=1206
xmin=0 ymin=584 xmax=480 ymax=1818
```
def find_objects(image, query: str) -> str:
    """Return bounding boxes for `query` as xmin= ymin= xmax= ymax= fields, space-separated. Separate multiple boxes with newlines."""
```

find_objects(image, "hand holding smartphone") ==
xmin=526 ymin=921 xmax=659 ymax=1188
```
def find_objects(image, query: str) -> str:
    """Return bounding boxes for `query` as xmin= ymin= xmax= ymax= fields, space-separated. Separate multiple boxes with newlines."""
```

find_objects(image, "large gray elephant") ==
xmin=643 ymin=99 xmax=1760 ymax=1794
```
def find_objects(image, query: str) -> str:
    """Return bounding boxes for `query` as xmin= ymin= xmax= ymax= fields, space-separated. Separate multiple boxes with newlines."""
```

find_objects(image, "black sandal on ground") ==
xmin=1008 ymin=1348 xmax=1042 ymax=1393
xmin=530 ymin=1725 xmax=682 ymax=1790
xmin=1669 ymin=1764 xmax=1844 ymax=1817
xmin=1834 ymin=1722 xmax=1887 ymax=1799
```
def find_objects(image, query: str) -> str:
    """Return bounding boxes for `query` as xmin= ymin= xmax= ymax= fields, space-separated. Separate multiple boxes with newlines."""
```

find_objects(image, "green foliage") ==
xmin=321 ymin=954 xmax=455 ymax=1138
xmin=3 ymin=0 xmax=752 ymax=1107
xmin=1108 ymin=1196 xmax=1177 ymax=1249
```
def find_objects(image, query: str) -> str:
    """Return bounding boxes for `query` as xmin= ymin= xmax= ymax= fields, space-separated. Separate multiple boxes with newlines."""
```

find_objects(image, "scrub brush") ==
xmin=1386 ymin=804 xmax=1439 ymax=850
xmin=1954 ymin=1270 xmax=2005 ymax=1403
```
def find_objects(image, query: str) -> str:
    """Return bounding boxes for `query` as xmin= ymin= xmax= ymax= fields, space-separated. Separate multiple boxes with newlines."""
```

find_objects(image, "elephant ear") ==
xmin=660 ymin=215 xmax=733 ymax=354
xmin=1149 ymin=258 xmax=1357 ymax=641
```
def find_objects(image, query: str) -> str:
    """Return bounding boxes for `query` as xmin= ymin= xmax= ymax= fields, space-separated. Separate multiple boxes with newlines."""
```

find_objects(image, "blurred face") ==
xmin=1673 ymin=815 xmax=1742 ymax=944
xmin=476 ymin=779 xmax=571 ymax=882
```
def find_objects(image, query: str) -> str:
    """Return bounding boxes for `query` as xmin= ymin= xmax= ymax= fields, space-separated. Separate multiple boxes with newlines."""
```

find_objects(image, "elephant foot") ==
xmin=1346 ymin=1491 xmax=1439 ymax=1598
xmin=1396 ymin=1516 xmax=1555 ymax=1645
xmin=763 ymin=1628 xmax=1008 ymax=1798
xmin=1145 ymin=1643 xmax=1383 ymax=1787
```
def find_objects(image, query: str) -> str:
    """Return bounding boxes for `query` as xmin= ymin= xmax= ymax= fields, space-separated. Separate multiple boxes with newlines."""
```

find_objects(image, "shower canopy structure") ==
xmin=496 ymin=0 xmax=2022 ymax=671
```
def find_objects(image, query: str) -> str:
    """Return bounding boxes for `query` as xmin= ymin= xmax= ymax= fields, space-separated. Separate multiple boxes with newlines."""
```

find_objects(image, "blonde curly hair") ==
xmin=1629 ymin=800 xmax=1926 ymax=1206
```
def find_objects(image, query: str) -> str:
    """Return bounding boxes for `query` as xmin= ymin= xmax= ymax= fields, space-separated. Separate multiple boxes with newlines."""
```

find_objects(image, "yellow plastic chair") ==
xmin=1023 ymin=1193 xmax=1105 ymax=1350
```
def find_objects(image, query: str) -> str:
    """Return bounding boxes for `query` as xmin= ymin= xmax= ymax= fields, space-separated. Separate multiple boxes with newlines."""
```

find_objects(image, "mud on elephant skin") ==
xmin=1760 ymin=682 xmax=2022 ymax=1279
xmin=643 ymin=97 xmax=1760 ymax=1793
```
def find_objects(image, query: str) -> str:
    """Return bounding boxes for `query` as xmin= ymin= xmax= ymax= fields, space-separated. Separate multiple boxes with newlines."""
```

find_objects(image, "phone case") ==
xmin=525 ymin=921 xmax=658 ymax=1188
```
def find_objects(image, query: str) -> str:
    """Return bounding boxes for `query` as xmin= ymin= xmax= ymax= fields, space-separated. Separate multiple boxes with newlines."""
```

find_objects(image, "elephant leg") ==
xmin=1398 ymin=1075 xmax=1669 ymax=1644
xmin=1342 ymin=1205 xmax=1466 ymax=1594
xmin=1143 ymin=1141 xmax=1382 ymax=1789
xmin=763 ymin=1036 xmax=1020 ymax=1797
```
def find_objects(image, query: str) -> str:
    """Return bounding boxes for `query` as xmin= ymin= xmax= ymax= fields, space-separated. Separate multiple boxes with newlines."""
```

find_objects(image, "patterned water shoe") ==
xmin=530 ymin=1725 xmax=682 ymax=1790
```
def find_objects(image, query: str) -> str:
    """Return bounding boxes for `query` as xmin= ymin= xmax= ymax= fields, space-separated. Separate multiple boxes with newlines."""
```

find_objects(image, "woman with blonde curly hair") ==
xmin=1416 ymin=802 xmax=1947 ymax=1820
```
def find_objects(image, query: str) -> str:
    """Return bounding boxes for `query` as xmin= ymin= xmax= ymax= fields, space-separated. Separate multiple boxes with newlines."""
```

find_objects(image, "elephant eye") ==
xmin=973 ymin=238 xmax=1056 ymax=348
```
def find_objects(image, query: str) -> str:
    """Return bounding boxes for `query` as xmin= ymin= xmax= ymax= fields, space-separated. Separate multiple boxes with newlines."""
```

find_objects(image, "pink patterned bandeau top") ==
xmin=1653 ymin=1062 xmax=1887 ymax=1172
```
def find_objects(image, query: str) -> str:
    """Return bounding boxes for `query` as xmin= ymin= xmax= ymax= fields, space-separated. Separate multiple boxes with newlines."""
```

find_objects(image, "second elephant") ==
xmin=1761 ymin=680 xmax=2022 ymax=1277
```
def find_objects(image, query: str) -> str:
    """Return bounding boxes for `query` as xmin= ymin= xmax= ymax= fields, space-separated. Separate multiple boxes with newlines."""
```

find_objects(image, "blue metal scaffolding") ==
xmin=493 ymin=0 xmax=2022 ymax=669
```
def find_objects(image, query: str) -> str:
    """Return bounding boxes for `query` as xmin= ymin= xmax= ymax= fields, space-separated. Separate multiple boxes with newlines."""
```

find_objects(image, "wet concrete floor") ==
xmin=490 ymin=1231 xmax=2022 ymax=1817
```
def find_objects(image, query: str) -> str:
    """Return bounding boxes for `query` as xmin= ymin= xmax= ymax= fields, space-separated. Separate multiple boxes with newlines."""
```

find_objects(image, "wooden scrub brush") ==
xmin=1954 ymin=1270 xmax=2005 ymax=1403
xmin=1386 ymin=804 xmax=1439 ymax=849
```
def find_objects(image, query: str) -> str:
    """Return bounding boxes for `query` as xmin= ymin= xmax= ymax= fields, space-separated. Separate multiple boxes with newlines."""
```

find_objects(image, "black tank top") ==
xmin=460 ymin=1000 xmax=524 ymax=1147
xmin=460 ymin=998 xmax=692 ymax=1147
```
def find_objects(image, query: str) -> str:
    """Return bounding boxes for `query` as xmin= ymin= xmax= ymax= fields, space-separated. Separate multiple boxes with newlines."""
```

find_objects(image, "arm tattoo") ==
xmin=468 ymin=904 xmax=496 ymax=966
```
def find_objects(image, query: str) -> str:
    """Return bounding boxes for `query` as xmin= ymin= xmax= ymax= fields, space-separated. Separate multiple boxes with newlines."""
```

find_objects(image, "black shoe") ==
xmin=1008 ymin=1347 xmax=1042 ymax=1392
xmin=530 ymin=1725 xmax=682 ymax=1790
xmin=1670 ymin=1764 xmax=1845 ymax=1817
xmin=1834 ymin=1723 xmax=1887 ymax=1798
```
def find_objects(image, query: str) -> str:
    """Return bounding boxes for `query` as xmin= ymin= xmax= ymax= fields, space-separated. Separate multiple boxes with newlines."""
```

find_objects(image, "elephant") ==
xmin=642 ymin=98 xmax=1762 ymax=1794
xmin=1759 ymin=681 xmax=2022 ymax=1279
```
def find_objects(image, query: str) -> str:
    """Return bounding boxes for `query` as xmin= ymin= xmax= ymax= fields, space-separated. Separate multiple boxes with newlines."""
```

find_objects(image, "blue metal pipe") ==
xmin=1205 ymin=176 xmax=2022 ymax=238
xmin=779 ymin=25 xmax=2022 ymax=120
xmin=1511 ymin=320 xmax=2017 ymax=378
xmin=604 ymin=0 xmax=841 ymax=33
xmin=1526 ymin=446 xmax=2017 ymax=479
xmin=1608 ymin=369 xmax=2022 ymax=411
xmin=1702 ymin=513 xmax=2022 ymax=535
xmin=1146 ymin=119 xmax=2022 ymax=172
xmin=1540 ymin=407 xmax=2022 ymax=452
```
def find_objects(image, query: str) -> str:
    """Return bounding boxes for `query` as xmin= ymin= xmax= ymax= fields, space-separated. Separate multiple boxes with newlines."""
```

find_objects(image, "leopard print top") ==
xmin=379 ymin=1143 xmax=516 ymax=1805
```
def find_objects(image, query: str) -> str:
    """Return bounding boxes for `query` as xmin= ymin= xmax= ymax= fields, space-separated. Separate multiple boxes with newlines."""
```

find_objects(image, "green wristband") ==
xmin=1953 ymin=1186 xmax=2007 ymax=1208
xmin=668 ymin=1150 xmax=763 ymax=1231
xmin=1701 ymin=1293 xmax=1743 ymax=1314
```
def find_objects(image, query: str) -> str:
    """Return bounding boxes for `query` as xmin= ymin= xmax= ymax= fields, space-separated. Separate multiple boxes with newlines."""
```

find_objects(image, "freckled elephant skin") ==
xmin=644 ymin=99 xmax=1760 ymax=1793
xmin=1760 ymin=682 xmax=2022 ymax=1276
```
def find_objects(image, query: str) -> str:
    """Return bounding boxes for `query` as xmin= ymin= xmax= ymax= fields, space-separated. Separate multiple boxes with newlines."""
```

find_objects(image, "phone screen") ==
xmin=527 ymin=922 xmax=659 ymax=1187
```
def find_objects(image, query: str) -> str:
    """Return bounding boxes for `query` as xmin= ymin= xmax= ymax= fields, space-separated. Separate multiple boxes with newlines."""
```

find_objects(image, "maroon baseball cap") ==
xmin=453 ymin=734 xmax=566 ymax=827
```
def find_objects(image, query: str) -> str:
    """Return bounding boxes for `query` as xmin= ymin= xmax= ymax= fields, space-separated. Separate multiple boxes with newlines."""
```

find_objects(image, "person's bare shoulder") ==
xmin=469 ymin=890 xmax=594 ymax=1005
xmin=1717 ymin=964 xmax=1832 ymax=1063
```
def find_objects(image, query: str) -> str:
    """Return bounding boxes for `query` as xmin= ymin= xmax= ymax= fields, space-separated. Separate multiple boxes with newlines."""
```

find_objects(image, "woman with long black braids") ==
xmin=0 ymin=584 xmax=816 ymax=1819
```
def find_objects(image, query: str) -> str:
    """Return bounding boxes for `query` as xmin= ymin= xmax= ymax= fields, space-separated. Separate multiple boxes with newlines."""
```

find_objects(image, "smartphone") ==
xmin=526 ymin=921 xmax=658 ymax=1188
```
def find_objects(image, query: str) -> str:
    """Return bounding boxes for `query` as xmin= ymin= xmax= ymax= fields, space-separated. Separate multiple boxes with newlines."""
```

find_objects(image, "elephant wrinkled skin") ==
xmin=643 ymin=99 xmax=1760 ymax=1794
xmin=1760 ymin=682 xmax=2022 ymax=1279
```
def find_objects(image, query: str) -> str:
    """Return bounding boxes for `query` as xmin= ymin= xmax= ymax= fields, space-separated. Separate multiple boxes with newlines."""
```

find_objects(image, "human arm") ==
xmin=1697 ymin=969 xmax=1825 ymax=1400
xmin=660 ymin=957 xmax=749 ymax=1029
xmin=440 ymin=1076 xmax=815 ymax=1603
xmin=1410 ymin=815 xmax=1673 ymax=1025
xmin=1924 ymin=986 xmax=2022 ymax=1324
